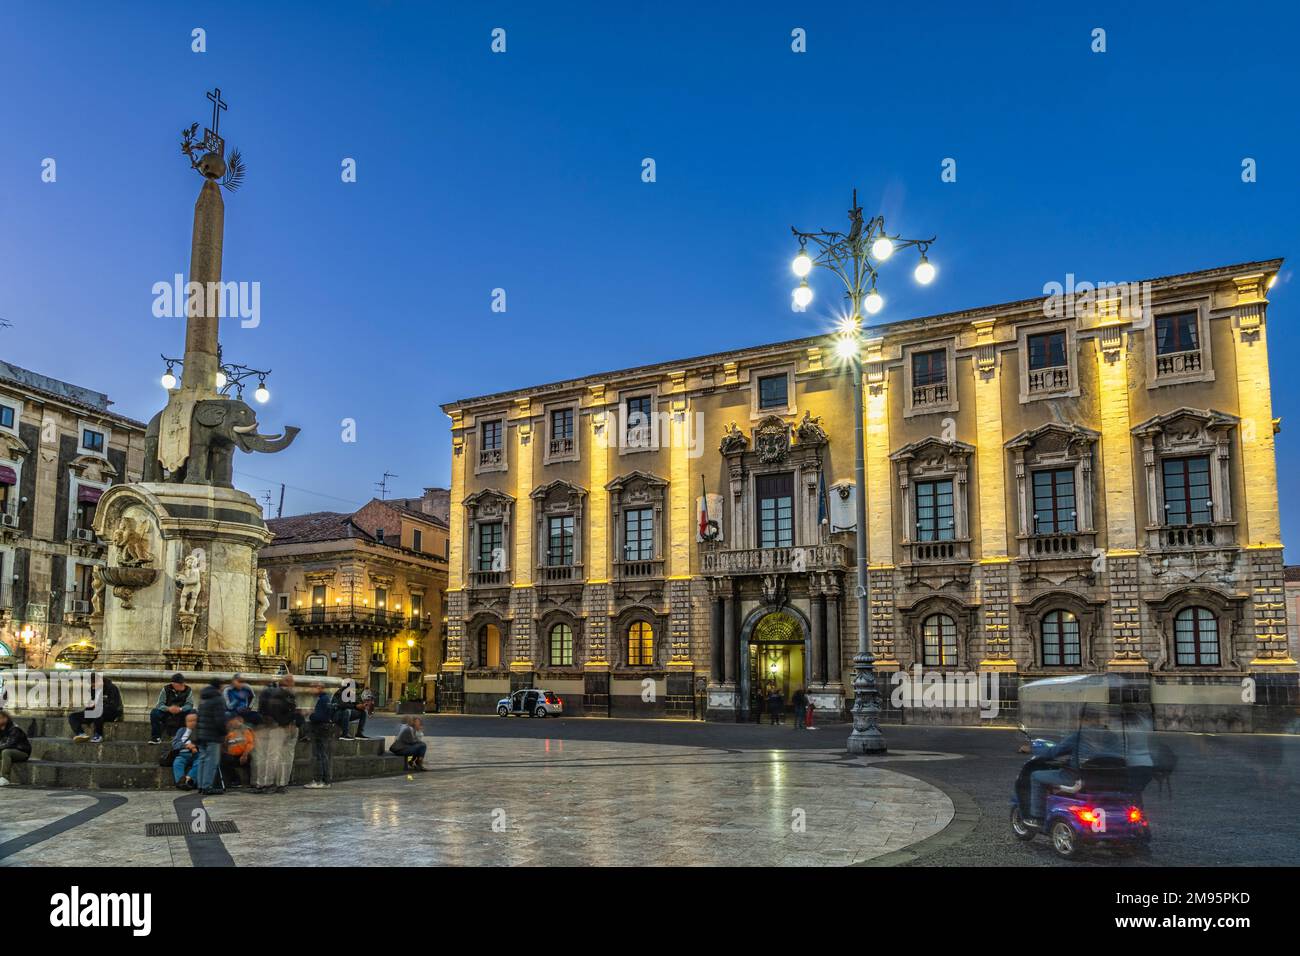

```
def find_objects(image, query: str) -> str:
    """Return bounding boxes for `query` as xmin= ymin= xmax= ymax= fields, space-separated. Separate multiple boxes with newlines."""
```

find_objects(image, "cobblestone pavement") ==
xmin=0 ymin=736 xmax=955 ymax=867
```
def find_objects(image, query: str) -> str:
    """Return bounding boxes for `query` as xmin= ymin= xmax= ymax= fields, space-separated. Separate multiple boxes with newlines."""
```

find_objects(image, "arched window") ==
xmin=1174 ymin=607 xmax=1219 ymax=666
xmin=549 ymin=623 xmax=574 ymax=667
xmin=921 ymin=614 xmax=957 ymax=666
xmin=628 ymin=620 xmax=654 ymax=667
xmin=1041 ymin=610 xmax=1081 ymax=667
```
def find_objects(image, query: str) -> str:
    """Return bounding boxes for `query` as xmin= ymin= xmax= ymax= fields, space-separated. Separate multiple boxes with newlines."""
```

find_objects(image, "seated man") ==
xmin=171 ymin=712 xmax=201 ymax=789
xmin=149 ymin=673 xmax=194 ymax=745
xmin=1027 ymin=718 xmax=1123 ymax=824
xmin=0 ymin=709 xmax=32 ymax=786
xmin=70 ymin=672 xmax=123 ymax=743
xmin=220 ymin=715 xmax=256 ymax=788
xmin=222 ymin=674 xmax=260 ymax=725
xmin=331 ymin=682 xmax=368 ymax=740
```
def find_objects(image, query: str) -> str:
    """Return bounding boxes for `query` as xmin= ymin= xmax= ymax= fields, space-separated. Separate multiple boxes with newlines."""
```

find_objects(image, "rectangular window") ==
xmin=311 ymin=584 xmax=326 ymax=623
xmin=374 ymin=587 xmax=388 ymax=610
xmin=81 ymin=429 xmax=105 ymax=453
xmin=547 ymin=515 xmax=574 ymax=566
xmin=410 ymin=594 xmax=423 ymax=621
xmin=412 ymin=529 xmax=423 ymax=552
xmin=757 ymin=374 xmax=789 ymax=410
xmin=915 ymin=479 xmax=955 ymax=542
xmin=0 ymin=406 xmax=13 ymax=429
xmin=551 ymin=407 xmax=573 ymax=441
xmin=1027 ymin=331 xmax=1067 ymax=370
xmin=477 ymin=521 xmax=503 ymax=571
xmin=625 ymin=395 xmax=653 ymax=446
xmin=624 ymin=507 xmax=654 ymax=561
xmin=1162 ymin=456 xmax=1212 ymax=526
xmin=1031 ymin=469 xmax=1077 ymax=534
xmin=481 ymin=420 xmax=502 ymax=451
xmin=756 ymin=473 xmax=795 ymax=549
xmin=911 ymin=349 xmax=948 ymax=387
xmin=1156 ymin=311 xmax=1199 ymax=355
xmin=277 ymin=594 xmax=289 ymax=612
xmin=371 ymin=640 xmax=386 ymax=661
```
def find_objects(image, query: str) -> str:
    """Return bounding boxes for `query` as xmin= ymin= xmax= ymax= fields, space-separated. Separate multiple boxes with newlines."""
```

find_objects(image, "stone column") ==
xmin=825 ymin=592 xmax=841 ymax=685
xmin=181 ymin=179 xmax=224 ymax=392
xmin=723 ymin=590 xmax=737 ymax=683
xmin=810 ymin=591 xmax=825 ymax=685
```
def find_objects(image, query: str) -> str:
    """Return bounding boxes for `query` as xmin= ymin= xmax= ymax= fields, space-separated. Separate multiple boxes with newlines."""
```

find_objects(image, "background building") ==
xmin=260 ymin=489 xmax=449 ymax=708
xmin=0 ymin=361 xmax=146 ymax=669
xmin=441 ymin=260 xmax=1293 ymax=729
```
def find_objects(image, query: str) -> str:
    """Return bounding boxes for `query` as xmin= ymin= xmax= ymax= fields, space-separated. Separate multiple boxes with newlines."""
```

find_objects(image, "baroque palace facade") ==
xmin=441 ymin=259 xmax=1293 ymax=729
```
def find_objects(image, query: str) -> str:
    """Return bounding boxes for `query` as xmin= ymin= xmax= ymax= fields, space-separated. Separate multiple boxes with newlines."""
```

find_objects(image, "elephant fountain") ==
xmin=143 ymin=397 xmax=299 ymax=487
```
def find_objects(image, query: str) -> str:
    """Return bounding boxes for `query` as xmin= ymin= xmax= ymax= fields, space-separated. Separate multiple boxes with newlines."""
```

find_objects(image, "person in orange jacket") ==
xmin=220 ymin=715 xmax=257 ymax=789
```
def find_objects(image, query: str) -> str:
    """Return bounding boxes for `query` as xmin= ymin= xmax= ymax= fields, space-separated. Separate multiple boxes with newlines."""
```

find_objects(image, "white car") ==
xmin=496 ymin=689 xmax=564 ymax=717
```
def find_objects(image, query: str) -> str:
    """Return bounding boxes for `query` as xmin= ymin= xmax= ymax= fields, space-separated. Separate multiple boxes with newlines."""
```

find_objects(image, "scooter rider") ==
xmin=1026 ymin=713 xmax=1122 ymax=826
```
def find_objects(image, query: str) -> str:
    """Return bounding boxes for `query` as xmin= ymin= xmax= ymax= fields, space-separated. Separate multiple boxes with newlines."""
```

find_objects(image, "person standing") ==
xmin=255 ymin=675 xmax=298 ymax=794
xmin=389 ymin=716 xmax=427 ymax=770
xmin=148 ymin=674 xmax=194 ymax=744
xmin=767 ymin=686 xmax=784 ymax=726
xmin=194 ymin=680 xmax=227 ymax=795
xmin=222 ymin=674 xmax=259 ymax=725
xmin=304 ymin=681 xmax=334 ymax=789
xmin=791 ymin=687 xmax=807 ymax=730
xmin=70 ymin=672 xmax=123 ymax=743
xmin=0 ymin=709 xmax=32 ymax=786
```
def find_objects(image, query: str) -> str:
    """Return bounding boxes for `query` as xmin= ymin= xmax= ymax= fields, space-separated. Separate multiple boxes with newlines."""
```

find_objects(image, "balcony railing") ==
xmin=913 ymin=541 xmax=961 ymax=562
xmin=539 ymin=563 xmax=582 ymax=583
xmin=700 ymin=543 xmax=850 ymax=576
xmin=479 ymin=447 xmax=503 ymax=468
xmin=1160 ymin=524 xmax=1219 ymax=549
xmin=548 ymin=436 xmax=575 ymax=457
xmin=286 ymin=606 xmax=408 ymax=632
xmin=1029 ymin=532 xmax=1084 ymax=557
xmin=1027 ymin=365 xmax=1070 ymax=394
xmin=1155 ymin=349 xmax=1202 ymax=376
xmin=468 ymin=569 xmax=508 ymax=587
xmin=911 ymin=382 xmax=949 ymax=408
xmin=616 ymin=558 xmax=664 ymax=579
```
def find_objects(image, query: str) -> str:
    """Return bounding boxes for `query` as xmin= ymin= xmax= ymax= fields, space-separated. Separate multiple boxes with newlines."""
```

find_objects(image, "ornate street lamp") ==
xmin=160 ymin=346 xmax=274 ymax=403
xmin=789 ymin=189 xmax=937 ymax=755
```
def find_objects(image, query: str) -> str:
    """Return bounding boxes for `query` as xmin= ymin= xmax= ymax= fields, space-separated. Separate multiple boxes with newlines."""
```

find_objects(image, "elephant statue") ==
xmin=144 ymin=397 xmax=299 ymax=487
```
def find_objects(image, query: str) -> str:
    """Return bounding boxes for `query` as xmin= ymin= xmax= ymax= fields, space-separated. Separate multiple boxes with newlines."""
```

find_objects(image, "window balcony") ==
xmin=1159 ymin=523 xmax=1220 ymax=549
xmin=286 ymin=606 xmax=407 ymax=635
xmin=538 ymin=563 xmax=583 ymax=584
xmin=1027 ymin=366 xmax=1070 ymax=394
xmin=700 ymin=543 xmax=850 ymax=576
xmin=1155 ymin=348 xmax=1202 ymax=376
xmin=911 ymin=382 xmax=949 ymax=408
xmin=1029 ymin=532 xmax=1085 ymax=557
xmin=615 ymin=558 xmax=664 ymax=580
xmin=479 ymin=447 xmax=503 ymax=468
xmin=468 ymin=569 xmax=508 ymax=588
xmin=548 ymin=436 xmax=574 ymax=457
xmin=912 ymin=540 xmax=963 ymax=562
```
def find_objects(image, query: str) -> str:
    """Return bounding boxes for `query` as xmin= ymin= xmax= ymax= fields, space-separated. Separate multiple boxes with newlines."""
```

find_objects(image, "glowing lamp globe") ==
xmin=871 ymin=237 xmax=894 ymax=261
xmin=915 ymin=257 xmax=936 ymax=285
xmin=793 ymin=282 xmax=814 ymax=308
xmin=792 ymin=249 xmax=813 ymax=278
xmin=863 ymin=290 xmax=884 ymax=315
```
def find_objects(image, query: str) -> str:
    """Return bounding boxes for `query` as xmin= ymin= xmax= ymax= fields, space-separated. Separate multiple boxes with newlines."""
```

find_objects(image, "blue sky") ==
xmin=1 ymin=1 xmax=1297 ymax=545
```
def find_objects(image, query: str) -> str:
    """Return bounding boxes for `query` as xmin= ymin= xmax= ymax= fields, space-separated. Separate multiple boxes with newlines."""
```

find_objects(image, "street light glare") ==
xmin=915 ymin=257 xmax=936 ymax=285
xmin=254 ymin=384 xmax=270 ymax=404
xmin=160 ymin=371 xmax=176 ymax=390
xmin=871 ymin=237 xmax=894 ymax=261
xmin=835 ymin=335 xmax=858 ymax=360
xmin=792 ymin=250 xmax=813 ymax=277
xmin=214 ymin=370 xmax=227 ymax=389
xmin=793 ymin=282 xmax=814 ymax=308
xmin=863 ymin=290 xmax=884 ymax=315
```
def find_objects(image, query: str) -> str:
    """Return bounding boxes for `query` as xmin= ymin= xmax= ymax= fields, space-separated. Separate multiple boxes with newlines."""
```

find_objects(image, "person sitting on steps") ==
xmin=0 ymin=709 xmax=32 ymax=787
xmin=148 ymin=673 xmax=195 ymax=744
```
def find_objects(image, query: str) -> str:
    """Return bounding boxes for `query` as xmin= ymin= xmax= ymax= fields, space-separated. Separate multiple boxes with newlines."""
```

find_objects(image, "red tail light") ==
xmin=1127 ymin=806 xmax=1144 ymax=823
xmin=556 ymin=697 xmax=563 ymax=706
xmin=1069 ymin=805 xmax=1100 ymax=824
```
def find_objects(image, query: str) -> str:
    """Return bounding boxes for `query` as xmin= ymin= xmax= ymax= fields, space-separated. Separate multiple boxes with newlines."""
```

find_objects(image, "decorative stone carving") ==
xmin=795 ymin=410 xmax=828 ymax=445
xmin=100 ymin=565 xmax=158 ymax=610
xmin=90 ymin=566 xmax=105 ymax=619
xmin=719 ymin=421 xmax=748 ymax=455
xmin=255 ymin=568 xmax=271 ymax=623
xmin=752 ymin=415 xmax=791 ymax=463
xmin=177 ymin=548 xmax=206 ymax=616
xmin=112 ymin=516 xmax=154 ymax=567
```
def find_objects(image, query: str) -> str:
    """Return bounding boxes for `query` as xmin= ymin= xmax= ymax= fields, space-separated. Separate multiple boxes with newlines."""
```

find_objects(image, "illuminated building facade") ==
xmin=441 ymin=260 xmax=1294 ymax=728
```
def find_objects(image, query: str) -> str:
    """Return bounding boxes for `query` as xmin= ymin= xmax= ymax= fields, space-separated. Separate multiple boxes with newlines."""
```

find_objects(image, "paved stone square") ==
xmin=0 ymin=736 xmax=954 ymax=867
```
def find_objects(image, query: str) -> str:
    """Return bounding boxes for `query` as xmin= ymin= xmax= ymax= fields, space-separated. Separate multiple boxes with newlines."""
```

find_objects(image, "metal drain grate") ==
xmin=146 ymin=821 xmax=240 ymax=837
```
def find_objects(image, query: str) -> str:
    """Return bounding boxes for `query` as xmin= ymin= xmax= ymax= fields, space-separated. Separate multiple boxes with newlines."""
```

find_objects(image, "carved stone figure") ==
xmin=177 ymin=549 xmax=206 ymax=615
xmin=256 ymin=567 xmax=272 ymax=623
xmin=112 ymin=516 xmax=154 ymax=567
xmin=796 ymin=410 xmax=828 ymax=444
xmin=90 ymin=566 xmax=105 ymax=617
xmin=719 ymin=421 xmax=748 ymax=455
xmin=143 ymin=396 xmax=299 ymax=487
xmin=753 ymin=416 xmax=792 ymax=463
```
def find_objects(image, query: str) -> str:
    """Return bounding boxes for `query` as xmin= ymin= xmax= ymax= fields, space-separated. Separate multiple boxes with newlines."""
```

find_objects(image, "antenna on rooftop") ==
xmin=375 ymin=472 xmax=398 ymax=500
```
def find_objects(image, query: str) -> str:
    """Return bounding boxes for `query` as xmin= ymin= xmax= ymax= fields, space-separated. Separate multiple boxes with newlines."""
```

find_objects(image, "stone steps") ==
xmin=6 ymin=714 xmax=406 ymax=790
xmin=8 ymin=752 xmax=406 ymax=790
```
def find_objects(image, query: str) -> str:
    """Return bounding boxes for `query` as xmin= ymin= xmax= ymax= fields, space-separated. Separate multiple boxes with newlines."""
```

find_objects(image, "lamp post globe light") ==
xmin=789 ymin=189 xmax=937 ymax=755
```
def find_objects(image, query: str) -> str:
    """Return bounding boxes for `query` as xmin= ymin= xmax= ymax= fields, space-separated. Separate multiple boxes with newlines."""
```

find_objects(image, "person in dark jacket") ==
xmin=70 ymin=673 xmax=123 ymax=743
xmin=767 ymin=687 xmax=784 ymax=726
xmin=389 ymin=716 xmax=427 ymax=770
xmin=791 ymin=687 xmax=808 ymax=730
xmin=0 ymin=709 xmax=32 ymax=786
xmin=193 ymin=680 xmax=227 ymax=795
xmin=254 ymin=675 xmax=298 ymax=794
xmin=148 ymin=674 xmax=194 ymax=744
xmin=222 ymin=674 xmax=259 ymax=725
xmin=304 ymin=682 xmax=334 ymax=789
xmin=331 ymin=681 xmax=368 ymax=740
